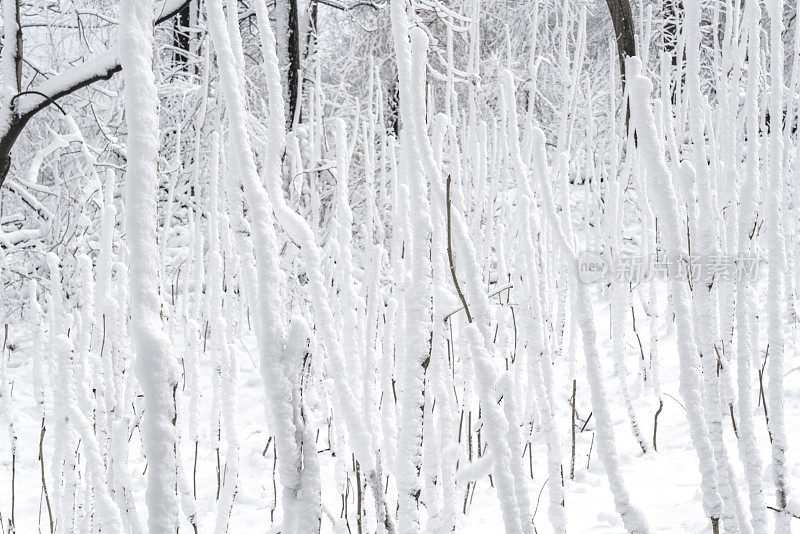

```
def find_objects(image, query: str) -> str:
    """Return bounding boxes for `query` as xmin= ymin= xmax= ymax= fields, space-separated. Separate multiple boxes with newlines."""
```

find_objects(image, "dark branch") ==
xmin=315 ymin=0 xmax=386 ymax=11
xmin=446 ymin=175 xmax=472 ymax=324
xmin=0 ymin=0 xmax=191 ymax=190
xmin=10 ymin=92 xmax=67 ymax=116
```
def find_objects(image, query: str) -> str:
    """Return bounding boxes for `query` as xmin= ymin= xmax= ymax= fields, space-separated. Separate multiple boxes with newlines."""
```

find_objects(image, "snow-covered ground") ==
xmin=3 ymin=278 xmax=796 ymax=533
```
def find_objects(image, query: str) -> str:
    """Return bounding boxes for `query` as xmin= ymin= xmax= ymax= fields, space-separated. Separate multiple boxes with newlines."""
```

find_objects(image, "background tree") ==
xmin=607 ymin=0 xmax=636 ymax=83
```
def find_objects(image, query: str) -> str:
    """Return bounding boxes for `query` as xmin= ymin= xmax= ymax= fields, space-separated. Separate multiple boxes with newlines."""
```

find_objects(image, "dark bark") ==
xmin=298 ymin=1 xmax=318 ymax=125
xmin=606 ymin=0 xmax=637 ymax=84
xmin=287 ymin=0 xmax=301 ymax=129
xmin=606 ymin=0 xmax=636 ymax=132
xmin=305 ymin=1 xmax=318 ymax=58
xmin=387 ymin=72 xmax=400 ymax=137
xmin=172 ymin=0 xmax=192 ymax=70
xmin=663 ymin=0 xmax=681 ymax=59
xmin=12 ymin=0 xmax=22 ymax=93
xmin=662 ymin=0 xmax=682 ymax=106
xmin=0 ymin=0 xmax=191 ymax=192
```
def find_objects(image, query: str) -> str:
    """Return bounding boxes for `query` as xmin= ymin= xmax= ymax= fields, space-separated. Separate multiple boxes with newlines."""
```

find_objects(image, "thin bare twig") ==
xmin=446 ymin=175 xmax=472 ymax=323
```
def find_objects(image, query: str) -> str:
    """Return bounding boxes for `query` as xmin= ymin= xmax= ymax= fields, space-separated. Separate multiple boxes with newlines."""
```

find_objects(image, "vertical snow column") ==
xmin=427 ymin=114 xmax=459 ymax=534
xmin=715 ymin=0 xmax=742 ymax=404
xmin=207 ymin=131 xmax=239 ymax=534
xmin=363 ymin=77 xmax=396 ymax=533
xmin=206 ymin=0 xmax=298 ymax=525
xmin=638 ymin=172 xmax=662 ymax=424
xmin=734 ymin=3 xmax=767 ymax=531
xmin=384 ymin=135 xmax=402 ymax=478
xmin=627 ymin=56 xmax=722 ymax=531
xmin=501 ymin=69 xmax=565 ymax=534
xmin=28 ymin=280 xmax=46 ymax=419
xmin=532 ymin=127 xmax=649 ymax=534
xmin=389 ymin=1 xmax=435 ymax=530
xmin=284 ymin=316 xmax=322 ymax=534
xmin=447 ymin=90 xmax=531 ymax=532
xmin=118 ymin=0 xmax=179 ymax=529
xmin=448 ymin=221 xmax=525 ymax=534
xmin=47 ymin=253 xmax=78 ymax=532
xmin=209 ymin=0 xmax=328 ymax=530
xmin=70 ymin=258 xmax=126 ymax=532
xmin=514 ymin=196 xmax=567 ymax=534
xmin=0 ymin=252 xmax=17 ymax=533
xmin=684 ymin=3 xmax=742 ymax=530
xmin=255 ymin=0 xmax=391 ymax=519
xmin=608 ymin=169 xmax=650 ymax=454
xmin=764 ymin=1 xmax=790 ymax=530
xmin=1 ymin=0 xmax=20 ymax=124
xmin=95 ymin=170 xmax=117 ymax=452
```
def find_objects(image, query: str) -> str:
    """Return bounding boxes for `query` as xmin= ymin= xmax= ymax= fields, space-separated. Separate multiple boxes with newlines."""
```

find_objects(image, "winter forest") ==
xmin=4 ymin=0 xmax=800 ymax=531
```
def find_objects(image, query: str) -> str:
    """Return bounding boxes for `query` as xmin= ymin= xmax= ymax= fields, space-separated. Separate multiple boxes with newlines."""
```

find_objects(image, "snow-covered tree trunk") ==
xmin=389 ymin=3 xmax=435 ymax=529
xmin=628 ymin=56 xmax=722 ymax=533
xmin=119 ymin=0 xmax=179 ymax=530
xmin=764 ymin=1 xmax=791 ymax=530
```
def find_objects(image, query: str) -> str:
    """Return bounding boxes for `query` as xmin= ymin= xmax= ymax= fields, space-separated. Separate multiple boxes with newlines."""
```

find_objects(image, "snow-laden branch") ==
xmin=0 ymin=0 xmax=190 ymax=190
